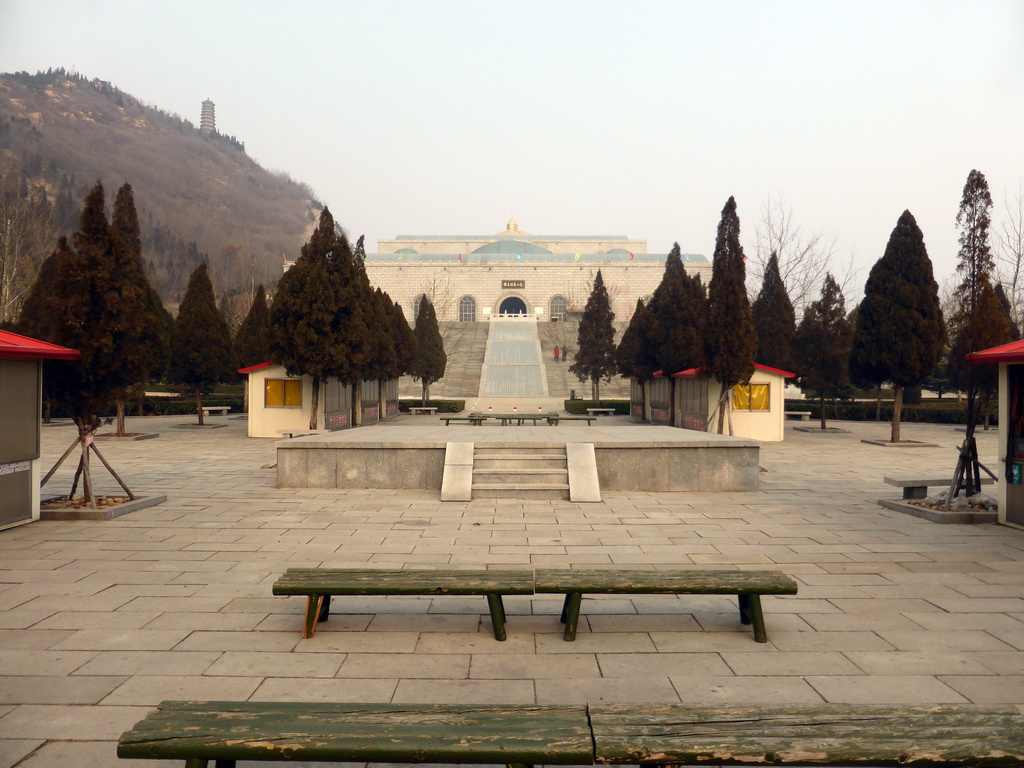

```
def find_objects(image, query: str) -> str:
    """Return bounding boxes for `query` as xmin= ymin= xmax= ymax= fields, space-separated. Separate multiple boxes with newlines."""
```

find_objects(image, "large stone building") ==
xmin=363 ymin=218 xmax=709 ymax=323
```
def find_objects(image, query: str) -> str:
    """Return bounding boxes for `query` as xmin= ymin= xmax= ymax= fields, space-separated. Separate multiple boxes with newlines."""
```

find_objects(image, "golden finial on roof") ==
xmin=507 ymin=216 xmax=518 ymax=232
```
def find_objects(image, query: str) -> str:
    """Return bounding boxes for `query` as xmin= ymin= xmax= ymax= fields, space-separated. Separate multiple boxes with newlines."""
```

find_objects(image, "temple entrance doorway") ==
xmin=498 ymin=296 xmax=527 ymax=315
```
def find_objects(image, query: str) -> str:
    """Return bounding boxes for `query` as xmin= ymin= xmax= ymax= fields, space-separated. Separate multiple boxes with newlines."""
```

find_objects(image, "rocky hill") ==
xmin=0 ymin=69 xmax=319 ymax=309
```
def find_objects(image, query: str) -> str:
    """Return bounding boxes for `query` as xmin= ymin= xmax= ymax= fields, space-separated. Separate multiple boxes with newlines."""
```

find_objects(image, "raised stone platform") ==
xmin=276 ymin=422 xmax=759 ymax=493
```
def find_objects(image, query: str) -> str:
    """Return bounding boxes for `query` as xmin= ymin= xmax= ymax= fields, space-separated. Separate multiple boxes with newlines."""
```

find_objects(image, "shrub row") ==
xmin=562 ymin=399 xmax=631 ymax=415
xmin=788 ymin=400 xmax=997 ymax=426
xmin=398 ymin=399 xmax=465 ymax=414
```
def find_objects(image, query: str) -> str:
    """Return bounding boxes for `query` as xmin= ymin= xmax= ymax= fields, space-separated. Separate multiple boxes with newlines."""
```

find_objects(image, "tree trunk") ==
xmin=309 ymin=375 xmax=321 ymax=430
xmin=595 ymin=379 xmax=601 ymax=403
xmin=196 ymin=389 xmax=204 ymax=426
xmin=116 ymin=400 xmax=127 ymax=436
xmin=819 ymin=393 xmax=827 ymax=430
xmin=80 ymin=425 xmax=96 ymax=508
xmin=875 ymin=385 xmax=882 ymax=421
xmin=891 ymin=385 xmax=903 ymax=443
xmin=717 ymin=390 xmax=728 ymax=434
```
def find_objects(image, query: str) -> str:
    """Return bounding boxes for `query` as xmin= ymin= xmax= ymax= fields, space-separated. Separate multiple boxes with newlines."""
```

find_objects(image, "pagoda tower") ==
xmin=200 ymin=99 xmax=216 ymax=134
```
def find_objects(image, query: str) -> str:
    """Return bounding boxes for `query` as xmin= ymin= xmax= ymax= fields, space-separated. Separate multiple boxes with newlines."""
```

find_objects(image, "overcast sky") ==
xmin=2 ymin=1 xmax=1022 ymax=295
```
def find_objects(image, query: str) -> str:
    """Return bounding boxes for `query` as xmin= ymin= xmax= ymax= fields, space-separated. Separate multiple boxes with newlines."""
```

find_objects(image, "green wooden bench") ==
xmin=118 ymin=700 xmax=595 ymax=768
xmin=534 ymin=569 xmax=798 ymax=642
xmin=488 ymin=413 xmax=552 ymax=425
xmin=547 ymin=413 xmax=597 ymax=425
xmin=272 ymin=567 xmax=535 ymax=640
xmin=589 ymin=703 xmax=1024 ymax=766
xmin=441 ymin=413 xmax=487 ymax=425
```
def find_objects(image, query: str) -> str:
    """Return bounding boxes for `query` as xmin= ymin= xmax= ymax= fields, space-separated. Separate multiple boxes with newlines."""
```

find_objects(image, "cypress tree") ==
xmin=235 ymin=285 xmax=271 ymax=368
xmin=705 ymin=197 xmax=757 ymax=433
xmin=751 ymin=251 xmax=796 ymax=372
xmin=615 ymin=298 xmax=655 ymax=380
xmin=269 ymin=208 xmax=358 ymax=428
xmin=409 ymin=296 xmax=446 ymax=404
xmin=390 ymin=298 xmax=417 ymax=378
xmin=109 ymin=183 xmax=163 ymax=435
xmin=569 ymin=269 xmax=617 ymax=401
xmin=168 ymin=263 xmax=234 ymax=425
xmin=794 ymin=274 xmax=853 ymax=430
xmin=849 ymin=210 xmax=945 ymax=443
xmin=994 ymin=282 xmax=1021 ymax=341
xmin=647 ymin=244 xmax=705 ymax=376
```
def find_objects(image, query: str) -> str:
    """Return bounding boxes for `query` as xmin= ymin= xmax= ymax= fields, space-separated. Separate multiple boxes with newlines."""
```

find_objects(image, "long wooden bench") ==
xmin=589 ymin=703 xmax=1024 ymax=766
xmin=534 ymin=568 xmax=798 ymax=642
xmin=441 ymin=413 xmax=487 ymax=425
xmin=272 ymin=567 xmax=535 ymax=640
xmin=118 ymin=701 xmax=594 ymax=768
xmin=547 ymin=413 xmax=596 ymax=425
xmin=119 ymin=701 xmax=1024 ymax=768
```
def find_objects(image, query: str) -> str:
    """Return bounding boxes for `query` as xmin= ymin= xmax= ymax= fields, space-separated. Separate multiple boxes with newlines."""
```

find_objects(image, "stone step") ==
xmin=473 ymin=468 xmax=569 ymax=484
xmin=471 ymin=482 xmax=570 ymax=499
xmin=474 ymin=453 xmax=566 ymax=470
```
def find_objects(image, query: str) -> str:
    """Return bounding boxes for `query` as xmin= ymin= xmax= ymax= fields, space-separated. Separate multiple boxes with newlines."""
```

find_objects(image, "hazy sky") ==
xmin=2 ymin=1 xmax=1022 ymax=294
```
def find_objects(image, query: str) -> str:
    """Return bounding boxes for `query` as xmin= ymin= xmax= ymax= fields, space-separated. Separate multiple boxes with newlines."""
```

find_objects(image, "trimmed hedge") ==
xmin=562 ymin=399 xmax=630 ymax=415
xmin=786 ymin=400 xmax=997 ymax=426
xmin=398 ymin=399 xmax=465 ymax=414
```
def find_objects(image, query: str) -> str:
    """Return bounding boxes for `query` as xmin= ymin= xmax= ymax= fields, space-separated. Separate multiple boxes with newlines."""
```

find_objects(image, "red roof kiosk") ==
xmin=966 ymin=340 xmax=1024 ymax=528
xmin=0 ymin=330 xmax=79 ymax=529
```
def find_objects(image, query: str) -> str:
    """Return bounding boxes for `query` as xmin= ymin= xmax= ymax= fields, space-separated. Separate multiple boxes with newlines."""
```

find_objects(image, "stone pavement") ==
xmin=2 ymin=414 xmax=1023 ymax=767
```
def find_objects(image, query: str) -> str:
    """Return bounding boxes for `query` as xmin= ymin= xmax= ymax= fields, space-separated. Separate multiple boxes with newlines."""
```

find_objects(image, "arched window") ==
xmin=458 ymin=295 xmax=477 ymax=322
xmin=550 ymin=295 xmax=567 ymax=322
xmin=412 ymin=294 xmax=425 ymax=323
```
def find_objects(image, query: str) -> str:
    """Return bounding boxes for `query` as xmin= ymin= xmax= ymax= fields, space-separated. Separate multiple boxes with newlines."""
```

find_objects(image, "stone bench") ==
xmin=884 ymin=475 xmax=994 ymax=500
xmin=201 ymin=405 xmax=230 ymax=417
xmin=272 ymin=567 xmax=535 ymax=640
xmin=784 ymin=410 xmax=811 ymax=421
xmin=408 ymin=405 xmax=438 ymax=415
xmin=441 ymin=413 xmax=487 ymax=425
xmin=589 ymin=703 xmax=1024 ymax=767
xmin=586 ymin=407 xmax=616 ymax=416
xmin=534 ymin=568 xmax=798 ymax=643
xmin=118 ymin=700 xmax=594 ymax=768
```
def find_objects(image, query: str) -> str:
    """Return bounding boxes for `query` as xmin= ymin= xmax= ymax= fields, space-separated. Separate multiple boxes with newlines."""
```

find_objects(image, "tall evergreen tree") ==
xmin=409 ymin=296 xmax=446 ymax=404
xmin=647 ymin=244 xmax=706 ymax=377
xmin=849 ymin=210 xmax=945 ymax=443
xmin=168 ymin=263 xmax=234 ymax=425
xmin=615 ymin=298 xmax=655 ymax=380
xmin=235 ymin=285 xmax=271 ymax=369
xmin=269 ymin=208 xmax=359 ymax=428
xmin=569 ymin=270 xmax=617 ymax=401
xmin=751 ymin=251 xmax=796 ymax=372
xmin=794 ymin=274 xmax=853 ymax=430
xmin=994 ymin=282 xmax=1021 ymax=341
xmin=109 ymin=183 xmax=164 ymax=435
xmin=390 ymin=298 xmax=417 ymax=378
xmin=30 ymin=181 xmax=149 ymax=505
xmin=948 ymin=169 xmax=1003 ymax=495
xmin=705 ymin=197 xmax=757 ymax=433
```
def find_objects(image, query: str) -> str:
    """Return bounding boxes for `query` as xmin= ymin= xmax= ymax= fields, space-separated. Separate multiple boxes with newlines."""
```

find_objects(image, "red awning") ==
xmin=965 ymin=339 xmax=1024 ymax=365
xmin=669 ymin=363 xmax=795 ymax=378
xmin=0 ymin=330 xmax=79 ymax=360
xmin=239 ymin=361 xmax=274 ymax=374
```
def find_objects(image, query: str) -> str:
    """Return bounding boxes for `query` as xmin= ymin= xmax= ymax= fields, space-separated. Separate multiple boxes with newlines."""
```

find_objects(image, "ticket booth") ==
xmin=0 ymin=330 xmax=79 ymax=530
xmin=966 ymin=340 xmax=1024 ymax=528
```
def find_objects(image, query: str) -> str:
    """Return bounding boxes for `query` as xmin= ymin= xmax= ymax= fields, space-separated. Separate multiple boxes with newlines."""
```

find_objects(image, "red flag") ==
xmin=458 ymin=253 xmax=462 ymax=262
xmin=629 ymin=252 xmax=634 ymax=260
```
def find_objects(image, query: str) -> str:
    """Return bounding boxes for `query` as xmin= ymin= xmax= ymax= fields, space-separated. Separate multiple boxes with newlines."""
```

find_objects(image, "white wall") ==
xmin=246 ymin=366 xmax=319 ymax=438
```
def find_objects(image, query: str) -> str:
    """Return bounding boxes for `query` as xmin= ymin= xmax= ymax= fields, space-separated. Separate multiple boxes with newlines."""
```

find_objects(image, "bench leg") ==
xmin=486 ymin=594 xmax=508 ymax=641
xmin=738 ymin=594 xmax=768 ymax=643
xmin=215 ymin=760 xmax=237 ymax=768
xmin=903 ymin=486 xmax=927 ymax=500
xmin=561 ymin=592 xmax=582 ymax=641
xmin=303 ymin=595 xmax=324 ymax=639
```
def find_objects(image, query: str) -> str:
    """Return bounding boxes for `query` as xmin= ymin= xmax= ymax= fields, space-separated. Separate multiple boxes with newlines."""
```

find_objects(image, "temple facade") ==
xmin=363 ymin=218 xmax=709 ymax=323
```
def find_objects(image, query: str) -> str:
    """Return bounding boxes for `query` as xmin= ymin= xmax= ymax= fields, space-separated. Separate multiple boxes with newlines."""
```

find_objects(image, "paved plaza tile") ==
xmin=2 ymin=414 xmax=1023 ymax=766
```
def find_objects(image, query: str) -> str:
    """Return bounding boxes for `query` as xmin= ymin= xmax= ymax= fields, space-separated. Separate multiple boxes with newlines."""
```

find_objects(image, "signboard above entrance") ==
xmin=502 ymin=280 xmax=525 ymax=289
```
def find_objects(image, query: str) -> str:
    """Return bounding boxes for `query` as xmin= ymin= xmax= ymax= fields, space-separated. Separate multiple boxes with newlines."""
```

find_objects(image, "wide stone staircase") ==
xmin=537 ymin=322 xmax=631 ymax=399
xmin=471 ymin=445 xmax=569 ymax=499
xmin=398 ymin=322 xmax=489 ymax=399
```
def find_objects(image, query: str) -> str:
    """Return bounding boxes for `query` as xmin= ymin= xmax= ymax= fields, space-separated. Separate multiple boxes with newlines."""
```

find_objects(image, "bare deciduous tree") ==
xmin=995 ymin=182 xmax=1024 ymax=333
xmin=0 ymin=176 xmax=58 ymax=323
xmin=750 ymin=194 xmax=853 ymax=317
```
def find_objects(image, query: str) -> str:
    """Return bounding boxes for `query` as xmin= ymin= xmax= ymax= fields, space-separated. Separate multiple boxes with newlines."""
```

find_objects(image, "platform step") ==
xmin=472 ymin=482 xmax=570 ymax=499
xmin=473 ymin=468 xmax=569 ymax=485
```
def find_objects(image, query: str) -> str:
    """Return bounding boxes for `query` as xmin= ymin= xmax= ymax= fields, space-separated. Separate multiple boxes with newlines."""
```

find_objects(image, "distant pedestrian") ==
xmin=554 ymin=346 xmax=560 ymax=363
